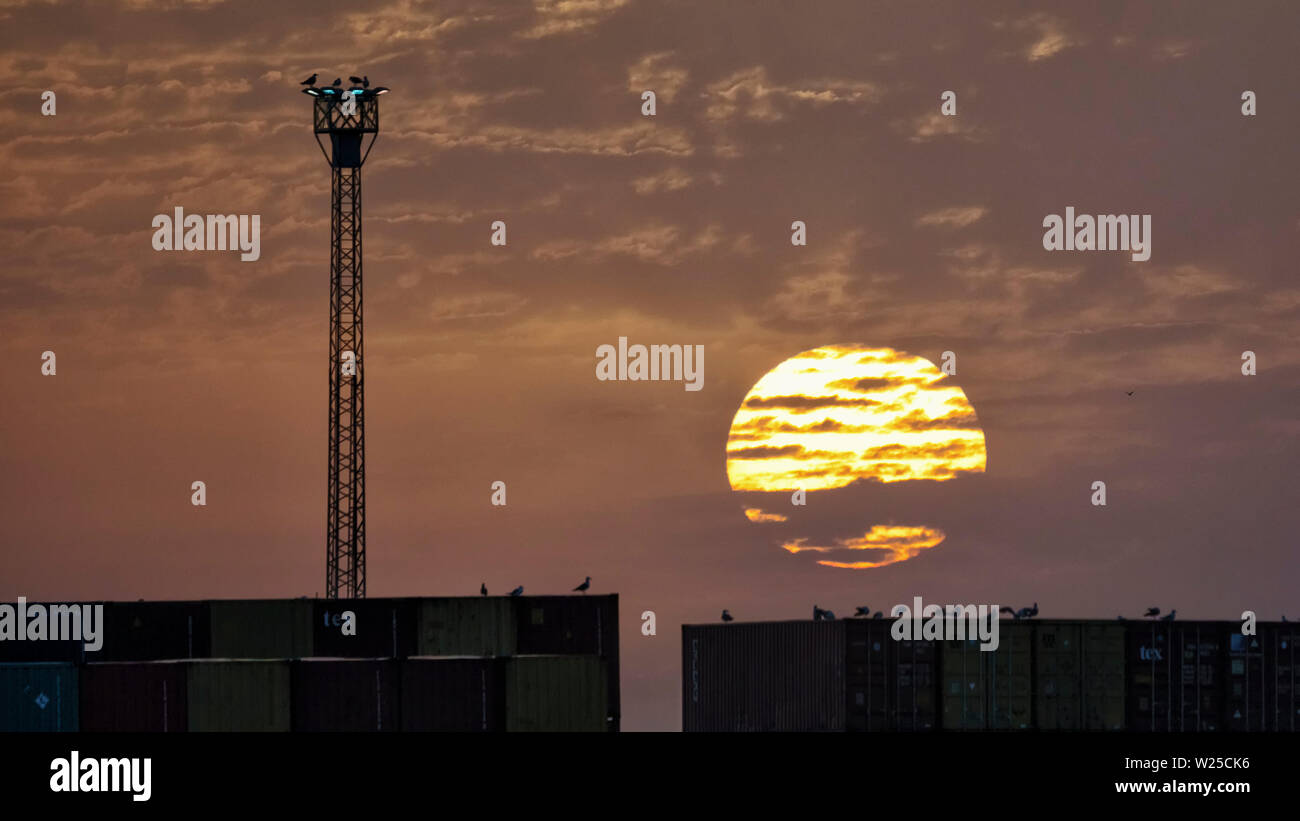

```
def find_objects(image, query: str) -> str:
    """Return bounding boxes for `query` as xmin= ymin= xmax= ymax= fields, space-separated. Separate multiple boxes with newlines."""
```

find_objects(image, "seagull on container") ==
xmin=1144 ymin=607 xmax=1160 ymax=618
xmin=822 ymin=610 xmax=836 ymax=620
xmin=1019 ymin=602 xmax=1039 ymax=619
xmin=721 ymin=610 xmax=733 ymax=622
xmin=480 ymin=582 xmax=487 ymax=597
xmin=813 ymin=605 xmax=826 ymax=621
xmin=331 ymin=77 xmax=342 ymax=87
xmin=510 ymin=586 xmax=524 ymax=597
xmin=573 ymin=576 xmax=591 ymax=594
xmin=349 ymin=75 xmax=364 ymax=86
xmin=300 ymin=73 xmax=318 ymax=86
xmin=854 ymin=606 xmax=870 ymax=618
xmin=1160 ymin=610 xmax=1177 ymax=621
xmin=999 ymin=606 xmax=1020 ymax=620
xmin=872 ymin=611 xmax=884 ymax=619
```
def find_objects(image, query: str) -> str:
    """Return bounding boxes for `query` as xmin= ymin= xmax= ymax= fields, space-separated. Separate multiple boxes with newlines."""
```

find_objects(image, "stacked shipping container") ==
xmin=684 ymin=618 xmax=1298 ymax=732
xmin=0 ymin=595 xmax=619 ymax=732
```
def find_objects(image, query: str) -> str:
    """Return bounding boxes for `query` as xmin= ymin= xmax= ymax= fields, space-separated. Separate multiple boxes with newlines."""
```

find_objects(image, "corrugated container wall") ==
xmin=0 ymin=663 xmax=79 ymax=731
xmin=505 ymin=655 xmax=607 ymax=732
xmin=683 ymin=621 xmax=846 ymax=732
xmin=209 ymin=600 xmax=313 ymax=659
xmin=988 ymin=621 xmax=1033 ymax=729
xmin=1266 ymin=625 xmax=1298 ymax=731
xmin=1126 ymin=621 xmax=1225 ymax=731
xmin=312 ymin=599 xmax=416 ymax=659
xmin=0 ymin=602 xmax=92 ymax=663
xmin=515 ymin=595 xmax=619 ymax=731
xmin=400 ymin=657 xmax=504 ymax=731
xmin=101 ymin=601 xmax=211 ymax=661
xmin=292 ymin=659 xmax=399 ymax=731
xmin=187 ymin=660 xmax=290 ymax=731
xmin=417 ymin=598 xmax=516 ymax=657
xmin=1082 ymin=623 xmax=1125 ymax=729
xmin=80 ymin=662 xmax=187 ymax=732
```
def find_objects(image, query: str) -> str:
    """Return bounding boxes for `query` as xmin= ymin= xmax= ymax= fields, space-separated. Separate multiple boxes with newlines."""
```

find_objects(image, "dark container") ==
xmin=100 ymin=600 xmax=211 ymax=661
xmin=987 ymin=620 xmax=1033 ymax=730
xmin=0 ymin=600 xmax=96 ymax=663
xmin=209 ymin=599 xmax=313 ymax=659
xmin=516 ymin=595 xmax=619 ymax=731
xmin=400 ymin=657 xmax=504 ymax=732
xmin=312 ymin=598 xmax=417 ymax=659
xmin=187 ymin=659 xmax=291 ymax=731
xmin=845 ymin=618 xmax=937 ymax=732
xmin=1126 ymin=621 xmax=1226 ymax=732
xmin=1264 ymin=625 xmax=1298 ymax=731
xmin=683 ymin=620 xmax=845 ymax=732
xmin=0 ymin=662 xmax=79 ymax=731
xmin=291 ymin=659 xmax=400 ymax=731
xmin=81 ymin=661 xmax=187 ymax=732
xmin=505 ymin=655 xmax=607 ymax=732
xmin=1226 ymin=627 xmax=1267 ymax=731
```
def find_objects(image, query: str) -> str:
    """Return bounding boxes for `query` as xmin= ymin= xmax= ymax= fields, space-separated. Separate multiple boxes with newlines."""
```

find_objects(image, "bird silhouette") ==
xmin=573 ymin=576 xmax=591 ymax=594
xmin=1126 ymin=391 xmax=1134 ymax=396
xmin=349 ymin=75 xmax=364 ymax=86
xmin=509 ymin=585 xmax=524 ymax=597
xmin=872 ymin=611 xmax=884 ymax=619
xmin=999 ymin=605 xmax=1020 ymax=620
xmin=362 ymin=75 xmax=370 ymax=88
xmin=1117 ymin=615 xmax=1127 ymax=621
xmin=1160 ymin=610 xmax=1177 ymax=621
xmin=721 ymin=609 xmax=734 ymax=623
xmin=480 ymin=582 xmax=487 ymax=597
xmin=854 ymin=606 xmax=870 ymax=618
xmin=331 ymin=77 xmax=342 ymax=87
xmin=1021 ymin=602 xmax=1039 ymax=619
xmin=1283 ymin=615 xmax=1289 ymax=622
xmin=300 ymin=73 xmax=318 ymax=86
xmin=812 ymin=605 xmax=826 ymax=621
xmin=1144 ymin=607 xmax=1160 ymax=618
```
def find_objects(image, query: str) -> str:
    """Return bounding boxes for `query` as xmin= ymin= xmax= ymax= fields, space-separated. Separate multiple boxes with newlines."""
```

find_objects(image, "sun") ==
xmin=726 ymin=344 xmax=987 ymax=569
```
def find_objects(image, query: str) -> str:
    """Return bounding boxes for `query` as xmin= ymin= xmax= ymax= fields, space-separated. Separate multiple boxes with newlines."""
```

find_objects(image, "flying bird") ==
xmin=573 ymin=576 xmax=591 ymax=594
xmin=331 ymin=77 xmax=342 ymax=87
xmin=1126 ymin=391 xmax=1134 ymax=396
xmin=509 ymin=586 xmax=524 ymax=597
xmin=1160 ymin=610 xmax=1177 ymax=621
xmin=721 ymin=610 xmax=733 ymax=623
xmin=1144 ymin=607 xmax=1160 ymax=618
xmin=480 ymin=583 xmax=487 ymax=597
xmin=300 ymin=73 xmax=318 ymax=86
xmin=349 ymin=75 xmax=364 ymax=85
xmin=854 ymin=606 xmax=870 ymax=618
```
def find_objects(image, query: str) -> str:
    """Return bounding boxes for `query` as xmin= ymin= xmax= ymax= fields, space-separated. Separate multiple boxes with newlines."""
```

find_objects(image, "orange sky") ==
xmin=2 ymin=0 xmax=1299 ymax=730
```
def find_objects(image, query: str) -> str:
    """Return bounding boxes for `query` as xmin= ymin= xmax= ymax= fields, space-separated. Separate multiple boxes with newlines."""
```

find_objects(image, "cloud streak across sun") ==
xmin=782 ymin=524 xmax=947 ymax=569
xmin=726 ymin=345 xmax=986 ymax=492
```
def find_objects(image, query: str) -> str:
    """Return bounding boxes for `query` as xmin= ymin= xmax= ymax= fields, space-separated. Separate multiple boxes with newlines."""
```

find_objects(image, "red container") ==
xmin=80 ymin=662 xmax=187 ymax=732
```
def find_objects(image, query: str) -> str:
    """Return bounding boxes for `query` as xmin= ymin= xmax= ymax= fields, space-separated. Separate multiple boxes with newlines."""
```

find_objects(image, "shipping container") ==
xmin=400 ymin=657 xmax=504 ymax=732
xmin=988 ymin=621 xmax=1033 ymax=730
xmin=683 ymin=621 xmax=845 ymax=732
xmin=312 ymin=599 xmax=417 ymax=659
xmin=417 ymin=598 xmax=516 ymax=657
xmin=0 ymin=662 xmax=79 ymax=731
xmin=1227 ymin=627 xmax=1266 ymax=731
xmin=100 ymin=601 xmax=211 ymax=661
xmin=187 ymin=660 xmax=290 ymax=731
xmin=1266 ymin=625 xmax=1298 ymax=732
xmin=291 ymin=659 xmax=399 ymax=731
xmin=941 ymin=638 xmax=988 ymax=730
xmin=505 ymin=655 xmax=607 ymax=732
xmin=1126 ymin=621 xmax=1225 ymax=732
xmin=0 ymin=601 xmax=94 ymax=663
xmin=209 ymin=599 xmax=313 ymax=659
xmin=516 ymin=595 xmax=619 ymax=731
xmin=81 ymin=661 xmax=187 ymax=732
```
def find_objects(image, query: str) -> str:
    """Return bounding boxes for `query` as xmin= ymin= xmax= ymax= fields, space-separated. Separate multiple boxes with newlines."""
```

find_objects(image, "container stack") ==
xmin=0 ymin=595 xmax=619 ymax=732
xmin=684 ymin=618 xmax=1298 ymax=732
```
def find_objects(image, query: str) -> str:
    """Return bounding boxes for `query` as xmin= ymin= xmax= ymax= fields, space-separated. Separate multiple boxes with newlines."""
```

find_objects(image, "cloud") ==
xmin=743 ymin=508 xmax=788 ymax=523
xmin=628 ymin=52 xmax=689 ymax=102
xmin=519 ymin=0 xmax=629 ymax=39
xmin=702 ymin=66 xmax=882 ymax=123
xmin=916 ymin=206 xmax=987 ymax=228
xmin=781 ymin=525 xmax=947 ymax=569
